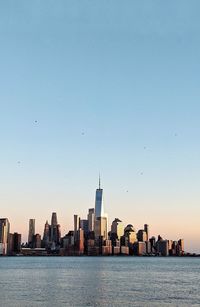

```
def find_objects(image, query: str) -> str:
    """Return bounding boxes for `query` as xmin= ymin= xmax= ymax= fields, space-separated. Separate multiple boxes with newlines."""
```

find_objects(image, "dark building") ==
xmin=144 ymin=224 xmax=149 ymax=241
xmin=13 ymin=232 xmax=22 ymax=253
xmin=50 ymin=212 xmax=61 ymax=245
xmin=80 ymin=219 xmax=89 ymax=235
xmin=87 ymin=208 xmax=95 ymax=232
xmin=156 ymin=239 xmax=169 ymax=256
xmin=28 ymin=219 xmax=35 ymax=247
xmin=8 ymin=232 xmax=21 ymax=255
xmin=42 ymin=220 xmax=50 ymax=247
xmin=137 ymin=229 xmax=147 ymax=242
xmin=33 ymin=234 xmax=41 ymax=248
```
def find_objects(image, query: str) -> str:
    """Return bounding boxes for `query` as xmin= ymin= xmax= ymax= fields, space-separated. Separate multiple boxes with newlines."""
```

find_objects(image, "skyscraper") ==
xmin=74 ymin=214 xmax=80 ymax=240
xmin=137 ymin=229 xmax=147 ymax=242
xmin=51 ymin=212 xmax=58 ymax=226
xmin=74 ymin=214 xmax=81 ymax=245
xmin=76 ymin=229 xmax=84 ymax=255
xmin=124 ymin=224 xmax=137 ymax=246
xmin=50 ymin=212 xmax=61 ymax=245
xmin=80 ymin=219 xmax=89 ymax=235
xmin=87 ymin=208 xmax=95 ymax=232
xmin=144 ymin=224 xmax=149 ymax=241
xmin=43 ymin=220 xmax=50 ymax=247
xmin=95 ymin=176 xmax=104 ymax=219
xmin=33 ymin=234 xmax=41 ymax=248
xmin=94 ymin=176 xmax=108 ymax=241
xmin=95 ymin=216 xmax=108 ymax=240
xmin=13 ymin=233 xmax=21 ymax=254
xmin=111 ymin=218 xmax=124 ymax=239
xmin=28 ymin=219 xmax=35 ymax=247
xmin=8 ymin=232 xmax=21 ymax=255
xmin=0 ymin=218 xmax=10 ymax=255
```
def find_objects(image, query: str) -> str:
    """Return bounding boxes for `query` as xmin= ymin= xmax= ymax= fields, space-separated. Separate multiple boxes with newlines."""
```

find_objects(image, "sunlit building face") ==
xmin=0 ymin=218 xmax=10 ymax=255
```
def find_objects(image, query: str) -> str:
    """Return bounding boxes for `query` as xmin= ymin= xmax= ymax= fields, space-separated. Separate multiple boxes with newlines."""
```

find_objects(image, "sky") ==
xmin=0 ymin=1 xmax=200 ymax=253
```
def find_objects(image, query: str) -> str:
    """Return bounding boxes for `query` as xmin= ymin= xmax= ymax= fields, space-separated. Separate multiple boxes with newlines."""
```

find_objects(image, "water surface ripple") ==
xmin=0 ymin=257 xmax=200 ymax=306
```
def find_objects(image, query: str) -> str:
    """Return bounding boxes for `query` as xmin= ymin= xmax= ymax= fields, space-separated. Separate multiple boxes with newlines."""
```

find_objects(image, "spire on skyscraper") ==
xmin=99 ymin=173 xmax=101 ymax=189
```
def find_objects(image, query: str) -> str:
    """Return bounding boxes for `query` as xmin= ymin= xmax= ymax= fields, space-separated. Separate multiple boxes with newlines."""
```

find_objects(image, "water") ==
xmin=0 ymin=257 xmax=200 ymax=307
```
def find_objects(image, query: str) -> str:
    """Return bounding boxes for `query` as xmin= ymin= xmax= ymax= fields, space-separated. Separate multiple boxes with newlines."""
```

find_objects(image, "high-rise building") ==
xmin=124 ymin=224 xmax=137 ymax=246
xmin=94 ymin=176 xmax=108 ymax=241
xmin=63 ymin=231 xmax=75 ymax=250
xmin=8 ymin=233 xmax=21 ymax=255
xmin=149 ymin=236 xmax=156 ymax=253
xmin=28 ymin=219 xmax=35 ymax=246
xmin=43 ymin=220 xmax=50 ymax=247
xmin=137 ymin=229 xmax=147 ymax=242
xmin=74 ymin=214 xmax=80 ymax=233
xmin=0 ymin=218 xmax=10 ymax=255
xmin=51 ymin=212 xmax=57 ymax=226
xmin=87 ymin=208 xmax=95 ymax=232
xmin=95 ymin=217 xmax=108 ymax=240
xmin=50 ymin=212 xmax=60 ymax=244
xmin=77 ymin=228 xmax=84 ymax=255
xmin=178 ymin=239 xmax=184 ymax=255
xmin=74 ymin=214 xmax=80 ymax=243
xmin=156 ymin=239 xmax=169 ymax=256
xmin=8 ymin=233 xmax=14 ymax=255
xmin=80 ymin=219 xmax=89 ymax=235
xmin=13 ymin=233 xmax=21 ymax=253
xmin=57 ymin=224 xmax=61 ymax=245
xmin=144 ymin=224 xmax=149 ymax=241
xmin=111 ymin=218 xmax=124 ymax=239
xmin=133 ymin=241 xmax=147 ymax=256
xmin=95 ymin=176 xmax=104 ymax=219
xmin=33 ymin=234 xmax=41 ymax=248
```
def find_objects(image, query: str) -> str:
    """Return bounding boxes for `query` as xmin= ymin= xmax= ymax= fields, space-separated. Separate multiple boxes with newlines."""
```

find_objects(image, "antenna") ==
xmin=99 ymin=173 xmax=101 ymax=189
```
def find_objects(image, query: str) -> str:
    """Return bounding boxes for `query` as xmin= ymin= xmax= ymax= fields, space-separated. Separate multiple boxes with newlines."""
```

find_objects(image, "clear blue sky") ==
xmin=0 ymin=1 xmax=200 ymax=252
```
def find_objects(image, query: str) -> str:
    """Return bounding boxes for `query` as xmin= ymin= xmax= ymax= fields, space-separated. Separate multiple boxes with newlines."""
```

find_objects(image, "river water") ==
xmin=0 ymin=256 xmax=200 ymax=306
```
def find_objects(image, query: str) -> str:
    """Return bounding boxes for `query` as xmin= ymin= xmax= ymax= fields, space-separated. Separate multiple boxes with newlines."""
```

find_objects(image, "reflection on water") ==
xmin=0 ymin=257 xmax=200 ymax=306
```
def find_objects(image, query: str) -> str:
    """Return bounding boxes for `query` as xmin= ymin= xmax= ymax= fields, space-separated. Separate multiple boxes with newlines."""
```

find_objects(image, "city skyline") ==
xmin=1 ymin=1 xmax=200 ymax=253
xmin=0 ymin=178 xmax=185 ymax=257
xmin=0 ymin=177 xmax=193 ymax=255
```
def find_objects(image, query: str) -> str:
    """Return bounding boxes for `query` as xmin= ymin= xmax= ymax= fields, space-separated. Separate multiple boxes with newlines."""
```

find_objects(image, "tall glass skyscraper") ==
xmin=94 ymin=176 xmax=108 ymax=240
xmin=95 ymin=176 xmax=104 ymax=219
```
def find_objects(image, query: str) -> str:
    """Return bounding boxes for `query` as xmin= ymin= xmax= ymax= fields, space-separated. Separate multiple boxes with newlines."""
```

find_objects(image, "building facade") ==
xmin=0 ymin=218 xmax=10 ymax=255
xmin=28 ymin=219 xmax=35 ymax=247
